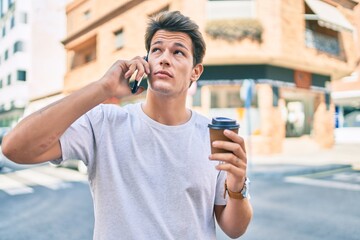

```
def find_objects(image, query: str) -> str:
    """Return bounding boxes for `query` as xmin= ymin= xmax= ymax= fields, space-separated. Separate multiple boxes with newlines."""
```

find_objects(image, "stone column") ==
xmin=254 ymin=84 xmax=286 ymax=154
xmin=313 ymin=102 xmax=335 ymax=148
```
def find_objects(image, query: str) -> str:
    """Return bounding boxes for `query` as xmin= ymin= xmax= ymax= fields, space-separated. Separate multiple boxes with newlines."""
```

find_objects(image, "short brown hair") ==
xmin=145 ymin=11 xmax=206 ymax=66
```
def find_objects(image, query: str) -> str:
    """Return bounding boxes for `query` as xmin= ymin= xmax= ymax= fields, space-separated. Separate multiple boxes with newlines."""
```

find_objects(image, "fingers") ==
xmin=125 ymin=56 xmax=150 ymax=81
xmin=210 ymin=131 xmax=247 ymax=164
xmin=209 ymin=152 xmax=245 ymax=168
xmin=223 ymin=129 xmax=246 ymax=154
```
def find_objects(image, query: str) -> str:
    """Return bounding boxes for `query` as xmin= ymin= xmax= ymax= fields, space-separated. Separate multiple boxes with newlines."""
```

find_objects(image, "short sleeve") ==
xmin=51 ymin=113 xmax=96 ymax=167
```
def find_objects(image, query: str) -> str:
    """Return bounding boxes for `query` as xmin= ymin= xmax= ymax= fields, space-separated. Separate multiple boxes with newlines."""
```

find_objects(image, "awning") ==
xmin=305 ymin=0 xmax=354 ymax=32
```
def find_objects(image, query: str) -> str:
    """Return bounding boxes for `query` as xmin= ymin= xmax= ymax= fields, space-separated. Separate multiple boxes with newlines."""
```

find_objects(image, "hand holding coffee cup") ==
xmin=208 ymin=117 xmax=240 ymax=154
xmin=208 ymin=117 xmax=248 ymax=196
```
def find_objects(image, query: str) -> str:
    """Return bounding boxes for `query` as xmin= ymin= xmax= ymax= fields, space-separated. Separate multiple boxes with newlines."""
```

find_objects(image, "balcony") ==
xmin=305 ymin=28 xmax=340 ymax=56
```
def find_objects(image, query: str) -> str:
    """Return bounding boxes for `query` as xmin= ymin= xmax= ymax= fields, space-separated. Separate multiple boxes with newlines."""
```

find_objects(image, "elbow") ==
xmin=1 ymin=134 xmax=26 ymax=164
xmin=228 ymin=228 xmax=247 ymax=239
xmin=1 ymin=135 xmax=11 ymax=158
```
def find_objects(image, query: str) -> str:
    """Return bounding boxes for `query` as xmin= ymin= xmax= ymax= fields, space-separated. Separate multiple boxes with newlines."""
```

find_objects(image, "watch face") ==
xmin=241 ymin=178 xmax=250 ymax=198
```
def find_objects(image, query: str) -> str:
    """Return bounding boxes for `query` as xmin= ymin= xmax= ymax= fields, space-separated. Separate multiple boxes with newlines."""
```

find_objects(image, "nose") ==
xmin=159 ymin=50 xmax=171 ymax=66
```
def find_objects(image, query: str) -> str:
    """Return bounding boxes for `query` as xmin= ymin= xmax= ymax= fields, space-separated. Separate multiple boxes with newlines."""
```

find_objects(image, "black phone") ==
xmin=131 ymin=55 xmax=148 ymax=94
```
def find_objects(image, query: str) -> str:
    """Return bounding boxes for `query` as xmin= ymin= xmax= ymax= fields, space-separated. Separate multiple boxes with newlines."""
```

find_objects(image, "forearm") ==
xmin=2 ymin=81 xmax=109 ymax=164
xmin=216 ymin=198 xmax=253 ymax=239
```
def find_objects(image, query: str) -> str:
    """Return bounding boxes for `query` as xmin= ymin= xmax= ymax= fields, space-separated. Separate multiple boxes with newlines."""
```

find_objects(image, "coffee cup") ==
xmin=208 ymin=117 xmax=240 ymax=154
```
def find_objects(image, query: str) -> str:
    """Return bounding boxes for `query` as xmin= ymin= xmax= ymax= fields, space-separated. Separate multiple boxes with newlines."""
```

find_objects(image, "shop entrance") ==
xmin=282 ymin=89 xmax=314 ymax=137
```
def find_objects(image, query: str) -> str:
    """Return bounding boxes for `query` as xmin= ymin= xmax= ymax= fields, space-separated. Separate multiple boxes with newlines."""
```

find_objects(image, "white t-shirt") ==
xmin=57 ymin=103 xmax=227 ymax=240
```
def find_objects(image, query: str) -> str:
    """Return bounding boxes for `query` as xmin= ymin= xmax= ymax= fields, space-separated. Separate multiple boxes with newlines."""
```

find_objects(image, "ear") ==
xmin=190 ymin=64 xmax=204 ymax=83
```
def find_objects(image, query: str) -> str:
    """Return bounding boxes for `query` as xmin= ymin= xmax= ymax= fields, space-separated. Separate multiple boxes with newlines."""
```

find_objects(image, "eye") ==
xmin=174 ymin=50 xmax=184 ymax=56
xmin=151 ymin=47 xmax=160 ymax=53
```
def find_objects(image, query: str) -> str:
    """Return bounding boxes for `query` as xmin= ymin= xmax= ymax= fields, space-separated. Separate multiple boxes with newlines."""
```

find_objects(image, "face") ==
xmin=147 ymin=30 xmax=203 ymax=97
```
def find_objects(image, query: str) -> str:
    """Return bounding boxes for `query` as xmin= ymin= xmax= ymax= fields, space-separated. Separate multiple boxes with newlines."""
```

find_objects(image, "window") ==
xmin=7 ymin=74 xmax=11 ymax=85
xmin=17 ymin=70 xmax=26 ymax=81
xmin=19 ymin=12 xmax=27 ymax=24
xmin=13 ymin=41 xmax=24 ymax=53
xmin=84 ymin=54 xmax=93 ymax=63
xmin=210 ymin=86 xmax=244 ymax=108
xmin=0 ymin=79 xmax=3 ymax=88
xmin=10 ymin=15 xmax=14 ymax=28
xmin=0 ymin=0 xmax=3 ymax=18
xmin=71 ymin=36 xmax=97 ymax=69
xmin=4 ymin=49 xmax=8 ymax=60
xmin=304 ymin=3 xmax=340 ymax=56
xmin=2 ymin=26 xmax=5 ymax=37
xmin=114 ymin=29 xmax=124 ymax=50
xmin=83 ymin=10 xmax=91 ymax=20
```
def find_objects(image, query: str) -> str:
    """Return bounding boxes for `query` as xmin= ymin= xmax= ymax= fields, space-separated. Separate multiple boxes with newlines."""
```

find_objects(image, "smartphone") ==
xmin=131 ymin=55 xmax=148 ymax=94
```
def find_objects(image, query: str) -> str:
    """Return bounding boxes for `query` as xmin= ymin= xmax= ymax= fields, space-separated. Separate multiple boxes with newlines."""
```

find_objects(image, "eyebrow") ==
xmin=151 ymin=40 xmax=190 ymax=51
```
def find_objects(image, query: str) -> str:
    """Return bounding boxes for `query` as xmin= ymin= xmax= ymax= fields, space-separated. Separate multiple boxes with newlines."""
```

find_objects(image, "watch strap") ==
xmin=224 ymin=179 xmax=245 ymax=200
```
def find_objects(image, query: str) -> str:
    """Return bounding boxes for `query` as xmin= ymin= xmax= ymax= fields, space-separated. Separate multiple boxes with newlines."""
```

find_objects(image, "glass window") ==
xmin=0 ymin=79 xmax=3 ymax=88
xmin=4 ymin=49 xmax=8 ymax=60
xmin=83 ymin=10 xmax=91 ymax=20
xmin=17 ymin=70 xmax=26 ymax=81
xmin=0 ymin=0 xmax=3 ymax=18
xmin=7 ymin=74 xmax=11 ymax=85
xmin=192 ymin=88 xmax=202 ymax=107
xmin=10 ymin=15 xmax=14 ymax=28
xmin=13 ymin=41 xmax=24 ymax=53
xmin=2 ymin=26 xmax=5 ymax=37
xmin=19 ymin=12 xmax=27 ymax=24
xmin=114 ymin=29 xmax=124 ymax=50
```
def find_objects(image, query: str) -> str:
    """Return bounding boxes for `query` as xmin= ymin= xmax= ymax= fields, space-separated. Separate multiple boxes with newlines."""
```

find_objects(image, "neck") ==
xmin=142 ymin=92 xmax=191 ymax=126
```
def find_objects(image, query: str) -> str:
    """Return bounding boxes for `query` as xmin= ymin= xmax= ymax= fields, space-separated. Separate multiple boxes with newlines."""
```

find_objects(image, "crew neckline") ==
xmin=135 ymin=102 xmax=196 ymax=131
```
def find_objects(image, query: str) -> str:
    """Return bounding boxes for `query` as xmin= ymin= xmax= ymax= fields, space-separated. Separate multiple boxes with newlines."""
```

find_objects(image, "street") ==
xmin=1 ymin=164 xmax=359 ymax=240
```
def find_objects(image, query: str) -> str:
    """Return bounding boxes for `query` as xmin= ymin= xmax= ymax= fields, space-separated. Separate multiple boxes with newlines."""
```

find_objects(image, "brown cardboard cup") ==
xmin=208 ymin=117 xmax=240 ymax=154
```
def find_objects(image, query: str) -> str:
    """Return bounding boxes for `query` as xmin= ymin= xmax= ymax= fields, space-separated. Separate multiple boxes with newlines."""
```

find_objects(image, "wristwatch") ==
xmin=224 ymin=177 xmax=250 ymax=199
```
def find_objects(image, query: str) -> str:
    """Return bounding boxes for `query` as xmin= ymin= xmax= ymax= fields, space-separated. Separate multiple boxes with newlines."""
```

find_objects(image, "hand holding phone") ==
xmin=131 ymin=55 xmax=148 ymax=94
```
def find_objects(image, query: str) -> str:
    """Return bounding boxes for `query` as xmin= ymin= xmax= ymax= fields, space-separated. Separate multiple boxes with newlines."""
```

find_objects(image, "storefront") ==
xmin=194 ymin=64 xmax=332 ymax=154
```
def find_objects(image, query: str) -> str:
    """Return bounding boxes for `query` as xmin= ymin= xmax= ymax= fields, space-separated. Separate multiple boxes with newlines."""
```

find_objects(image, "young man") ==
xmin=2 ymin=11 xmax=252 ymax=239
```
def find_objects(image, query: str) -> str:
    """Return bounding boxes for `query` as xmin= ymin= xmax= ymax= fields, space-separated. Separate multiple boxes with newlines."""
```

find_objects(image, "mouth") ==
xmin=154 ymin=70 xmax=173 ymax=78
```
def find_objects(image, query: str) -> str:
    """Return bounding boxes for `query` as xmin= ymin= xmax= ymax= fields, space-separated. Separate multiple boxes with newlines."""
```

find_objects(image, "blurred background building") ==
xmin=331 ymin=2 xmax=360 ymax=143
xmin=1 ymin=0 xmax=359 ymax=154
xmin=61 ymin=0 xmax=359 ymax=154
xmin=0 ymin=0 xmax=68 ymax=129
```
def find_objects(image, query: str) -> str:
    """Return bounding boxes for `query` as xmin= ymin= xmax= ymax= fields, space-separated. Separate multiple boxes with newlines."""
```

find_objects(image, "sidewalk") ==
xmin=247 ymin=136 xmax=360 ymax=177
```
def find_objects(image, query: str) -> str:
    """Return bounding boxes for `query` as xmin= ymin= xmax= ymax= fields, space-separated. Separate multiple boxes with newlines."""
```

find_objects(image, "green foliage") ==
xmin=205 ymin=19 xmax=263 ymax=42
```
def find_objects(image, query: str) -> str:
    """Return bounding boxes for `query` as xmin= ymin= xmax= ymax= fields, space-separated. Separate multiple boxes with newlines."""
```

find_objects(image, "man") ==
xmin=2 ymin=11 xmax=252 ymax=239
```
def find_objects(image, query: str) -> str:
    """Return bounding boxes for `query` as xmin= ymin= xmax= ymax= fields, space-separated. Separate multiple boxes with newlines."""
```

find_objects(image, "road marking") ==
xmin=0 ymin=174 xmax=34 ymax=195
xmin=34 ymin=166 xmax=88 ymax=182
xmin=332 ymin=173 xmax=360 ymax=182
xmin=14 ymin=168 xmax=72 ymax=190
xmin=285 ymin=176 xmax=360 ymax=191
xmin=0 ymin=165 xmax=88 ymax=196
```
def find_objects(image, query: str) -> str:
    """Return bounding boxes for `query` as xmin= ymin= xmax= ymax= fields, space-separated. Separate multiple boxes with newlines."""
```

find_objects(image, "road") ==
xmin=0 ymin=165 xmax=94 ymax=240
xmin=1 ymin=165 xmax=359 ymax=240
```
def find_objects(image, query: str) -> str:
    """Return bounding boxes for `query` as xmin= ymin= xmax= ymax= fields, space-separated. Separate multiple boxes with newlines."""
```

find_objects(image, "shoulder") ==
xmin=191 ymin=110 xmax=211 ymax=132
xmin=85 ymin=103 xmax=138 ymax=123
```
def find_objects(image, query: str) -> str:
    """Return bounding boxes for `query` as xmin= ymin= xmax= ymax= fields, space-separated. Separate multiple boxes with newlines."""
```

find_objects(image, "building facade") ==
xmin=331 ymin=2 xmax=360 ymax=143
xmin=62 ymin=0 xmax=359 ymax=154
xmin=0 ymin=0 xmax=68 ymax=130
